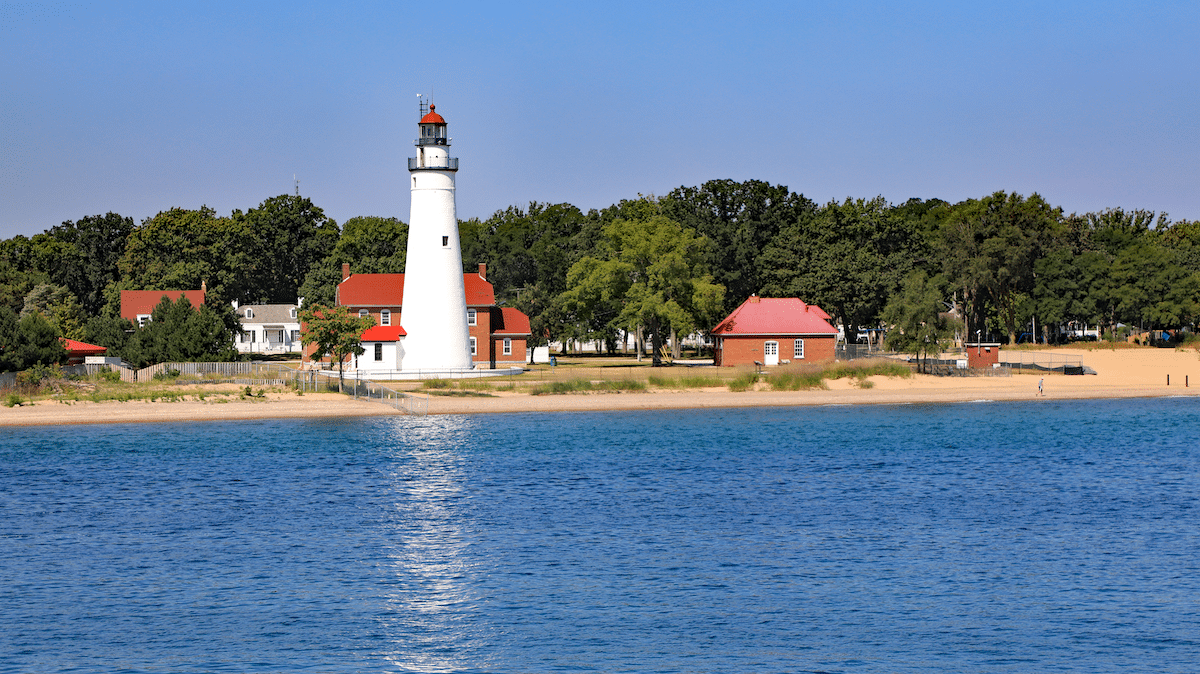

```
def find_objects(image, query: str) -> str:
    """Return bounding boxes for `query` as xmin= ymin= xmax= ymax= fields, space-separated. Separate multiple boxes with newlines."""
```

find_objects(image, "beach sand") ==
xmin=3 ymin=347 xmax=1198 ymax=427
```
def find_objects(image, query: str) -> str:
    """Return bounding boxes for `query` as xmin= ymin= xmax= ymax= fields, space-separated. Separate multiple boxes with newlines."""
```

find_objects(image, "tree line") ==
xmin=3 ymin=182 xmax=1199 ymax=372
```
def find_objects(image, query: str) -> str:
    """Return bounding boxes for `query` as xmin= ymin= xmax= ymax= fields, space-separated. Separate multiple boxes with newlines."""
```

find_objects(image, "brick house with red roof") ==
xmin=711 ymin=296 xmax=838 ymax=366
xmin=328 ymin=263 xmax=531 ymax=369
xmin=120 ymin=285 xmax=206 ymax=327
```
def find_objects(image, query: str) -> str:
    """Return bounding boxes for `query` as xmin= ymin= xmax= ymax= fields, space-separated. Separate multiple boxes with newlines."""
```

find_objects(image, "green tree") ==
xmin=882 ymin=271 xmax=959 ymax=373
xmin=939 ymin=191 xmax=1061 ymax=343
xmin=116 ymin=206 xmax=251 ymax=311
xmin=460 ymin=203 xmax=589 ymax=346
xmin=557 ymin=208 xmax=724 ymax=365
xmin=0 ymin=310 xmax=67 ymax=372
xmin=760 ymin=196 xmax=922 ymax=346
xmin=21 ymin=283 xmax=86 ymax=340
xmin=45 ymin=212 xmax=136 ymax=315
xmin=81 ymin=314 xmax=135 ymax=361
xmin=123 ymin=296 xmax=238 ymax=368
xmin=298 ymin=216 xmax=407 ymax=307
xmin=242 ymin=195 xmax=339 ymax=303
xmin=299 ymin=304 xmax=375 ymax=392
xmin=662 ymin=179 xmax=817 ymax=314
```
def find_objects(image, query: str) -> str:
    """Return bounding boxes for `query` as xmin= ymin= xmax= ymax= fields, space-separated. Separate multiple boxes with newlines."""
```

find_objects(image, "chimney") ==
xmin=749 ymin=294 xmax=760 ymax=304
xmin=342 ymin=263 xmax=350 ymax=281
xmin=201 ymin=280 xmax=207 ymax=293
xmin=805 ymin=304 xmax=810 ymax=312
xmin=478 ymin=263 xmax=487 ymax=280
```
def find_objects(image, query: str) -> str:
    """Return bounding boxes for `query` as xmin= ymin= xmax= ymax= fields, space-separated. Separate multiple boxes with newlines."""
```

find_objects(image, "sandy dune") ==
xmin=3 ymin=347 xmax=1198 ymax=427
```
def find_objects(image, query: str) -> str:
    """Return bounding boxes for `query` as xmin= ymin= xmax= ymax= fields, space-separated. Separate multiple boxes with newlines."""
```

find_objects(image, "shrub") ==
xmin=152 ymin=367 xmax=181 ymax=381
xmin=422 ymin=378 xmax=451 ymax=389
xmin=5 ymin=393 xmax=22 ymax=407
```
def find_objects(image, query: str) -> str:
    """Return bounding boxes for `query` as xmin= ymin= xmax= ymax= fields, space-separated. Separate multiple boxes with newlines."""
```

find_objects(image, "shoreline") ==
xmin=4 ymin=347 xmax=1198 ymax=427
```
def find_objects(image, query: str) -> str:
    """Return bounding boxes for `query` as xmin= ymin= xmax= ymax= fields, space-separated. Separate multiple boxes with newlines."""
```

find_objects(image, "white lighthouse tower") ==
xmin=400 ymin=101 xmax=473 ymax=371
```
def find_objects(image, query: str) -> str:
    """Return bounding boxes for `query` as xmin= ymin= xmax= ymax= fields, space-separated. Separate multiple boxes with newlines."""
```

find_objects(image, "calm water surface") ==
xmin=2 ymin=399 xmax=1199 ymax=672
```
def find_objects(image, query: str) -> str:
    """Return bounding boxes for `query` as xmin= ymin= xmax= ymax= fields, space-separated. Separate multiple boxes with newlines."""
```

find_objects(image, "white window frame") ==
xmin=467 ymin=308 xmax=476 ymax=326
xmin=137 ymin=314 xmax=151 ymax=327
xmin=381 ymin=309 xmax=391 ymax=326
xmin=794 ymin=339 xmax=805 ymax=359
xmin=503 ymin=338 xmax=512 ymax=356
xmin=290 ymin=307 xmax=297 ymax=319
xmin=359 ymin=309 xmax=369 ymax=319
xmin=470 ymin=336 xmax=477 ymax=356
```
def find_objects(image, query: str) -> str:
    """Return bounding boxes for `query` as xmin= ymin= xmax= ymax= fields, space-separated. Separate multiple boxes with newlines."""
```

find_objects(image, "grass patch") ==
xmin=822 ymin=360 xmax=912 ymax=380
xmin=421 ymin=378 xmax=452 ymax=389
xmin=424 ymin=389 xmax=497 ymax=397
xmin=727 ymin=372 xmax=759 ymax=392
xmin=648 ymin=374 xmax=724 ymax=389
xmin=766 ymin=370 xmax=827 ymax=391
xmin=530 ymin=378 xmax=646 ymax=395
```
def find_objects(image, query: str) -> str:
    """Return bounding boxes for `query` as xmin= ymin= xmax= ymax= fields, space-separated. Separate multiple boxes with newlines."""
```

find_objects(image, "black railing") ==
xmin=407 ymin=157 xmax=459 ymax=171
xmin=414 ymin=137 xmax=449 ymax=146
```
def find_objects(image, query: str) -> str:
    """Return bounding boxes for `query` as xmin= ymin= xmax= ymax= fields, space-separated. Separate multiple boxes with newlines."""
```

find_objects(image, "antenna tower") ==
xmin=294 ymin=174 xmax=300 ymax=196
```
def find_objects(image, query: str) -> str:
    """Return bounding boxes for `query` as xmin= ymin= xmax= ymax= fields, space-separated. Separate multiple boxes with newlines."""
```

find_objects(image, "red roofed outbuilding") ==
xmin=711 ymin=296 xmax=838 ymax=366
xmin=61 ymin=339 xmax=107 ymax=365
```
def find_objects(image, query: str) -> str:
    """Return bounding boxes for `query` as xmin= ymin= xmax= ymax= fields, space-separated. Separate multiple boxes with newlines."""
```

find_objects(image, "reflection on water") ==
xmin=377 ymin=416 xmax=489 ymax=672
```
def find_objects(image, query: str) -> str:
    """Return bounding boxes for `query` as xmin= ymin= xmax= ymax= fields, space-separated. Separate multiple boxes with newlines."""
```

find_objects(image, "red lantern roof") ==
xmin=420 ymin=104 xmax=446 ymax=125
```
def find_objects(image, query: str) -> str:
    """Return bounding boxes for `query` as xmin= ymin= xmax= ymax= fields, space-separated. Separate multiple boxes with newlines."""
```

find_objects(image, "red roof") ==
xmin=494 ymin=307 xmax=532 ymax=335
xmin=711 ymin=297 xmax=837 ymax=336
xmin=62 ymin=339 xmax=107 ymax=356
xmin=120 ymin=289 xmax=206 ymax=322
xmin=361 ymin=325 xmax=406 ymax=341
xmin=337 ymin=273 xmax=495 ymax=307
xmin=420 ymin=104 xmax=446 ymax=125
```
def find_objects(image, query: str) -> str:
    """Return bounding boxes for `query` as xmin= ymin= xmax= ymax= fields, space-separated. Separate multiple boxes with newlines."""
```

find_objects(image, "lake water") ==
xmin=2 ymin=398 xmax=1199 ymax=672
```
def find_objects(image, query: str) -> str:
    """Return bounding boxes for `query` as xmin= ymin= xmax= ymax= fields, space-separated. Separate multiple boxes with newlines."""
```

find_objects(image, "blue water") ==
xmin=2 ymin=399 xmax=1199 ymax=673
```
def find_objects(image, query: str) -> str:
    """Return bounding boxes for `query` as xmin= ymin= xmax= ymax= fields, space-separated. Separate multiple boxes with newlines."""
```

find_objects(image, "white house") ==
xmin=235 ymin=302 xmax=303 ymax=354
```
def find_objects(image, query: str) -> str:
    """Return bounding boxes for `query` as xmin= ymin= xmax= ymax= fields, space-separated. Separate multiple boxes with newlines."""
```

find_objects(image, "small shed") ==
xmin=62 ymin=339 xmax=107 ymax=365
xmin=964 ymin=342 xmax=1001 ymax=369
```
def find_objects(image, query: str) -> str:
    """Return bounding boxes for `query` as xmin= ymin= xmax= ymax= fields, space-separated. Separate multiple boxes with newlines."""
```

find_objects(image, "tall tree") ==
xmin=242 ymin=195 xmax=339 ymax=303
xmin=557 ymin=206 xmax=724 ymax=365
xmin=662 ymin=179 xmax=817 ymax=314
xmin=760 ymin=196 xmax=921 ymax=345
xmin=939 ymin=191 xmax=1061 ymax=343
xmin=116 ymin=206 xmax=251 ymax=310
xmin=46 ymin=213 xmax=135 ymax=315
xmin=882 ymin=270 xmax=959 ymax=372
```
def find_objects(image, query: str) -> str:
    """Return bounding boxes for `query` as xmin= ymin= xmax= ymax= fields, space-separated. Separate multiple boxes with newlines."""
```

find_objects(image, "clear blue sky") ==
xmin=2 ymin=0 xmax=1198 ymax=239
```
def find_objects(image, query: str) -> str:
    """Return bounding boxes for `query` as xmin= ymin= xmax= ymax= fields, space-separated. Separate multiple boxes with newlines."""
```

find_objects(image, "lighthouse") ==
xmin=400 ymin=101 xmax=473 ymax=371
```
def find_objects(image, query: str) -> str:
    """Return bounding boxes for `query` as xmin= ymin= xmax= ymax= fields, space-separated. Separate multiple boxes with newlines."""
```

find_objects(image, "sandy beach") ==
xmin=3 ymin=347 xmax=1198 ymax=427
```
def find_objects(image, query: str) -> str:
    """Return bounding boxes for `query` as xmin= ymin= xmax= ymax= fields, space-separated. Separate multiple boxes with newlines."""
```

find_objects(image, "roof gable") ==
xmin=712 ymin=297 xmax=837 ymax=336
xmin=493 ymin=307 xmax=532 ymax=335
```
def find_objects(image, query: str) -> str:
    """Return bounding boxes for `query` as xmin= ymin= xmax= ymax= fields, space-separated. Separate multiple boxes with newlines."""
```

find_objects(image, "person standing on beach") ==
xmin=1038 ymin=378 xmax=1044 ymax=396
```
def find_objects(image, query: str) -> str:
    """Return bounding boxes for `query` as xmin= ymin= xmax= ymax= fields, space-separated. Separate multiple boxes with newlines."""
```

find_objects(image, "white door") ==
xmin=764 ymin=340 xmax=779 ymax=366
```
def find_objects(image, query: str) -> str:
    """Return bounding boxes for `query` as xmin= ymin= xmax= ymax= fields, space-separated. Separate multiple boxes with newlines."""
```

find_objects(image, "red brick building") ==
xmin=330 ymin=263 xmax=531 ymax=369
xmin=711 ymin=296 xmax=838 ymax=366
